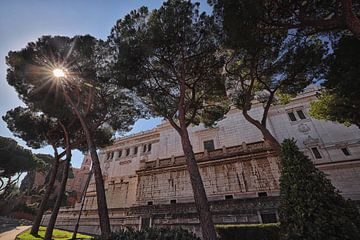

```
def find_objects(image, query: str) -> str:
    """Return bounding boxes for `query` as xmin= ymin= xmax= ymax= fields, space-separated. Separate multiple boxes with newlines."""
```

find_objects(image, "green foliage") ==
xmin=279 ymin=139 xmax=360 ymax=240
xmin=12 ymin=202 xmax=36 ymax=214
xmin=2 ymin=107 xmax=58 ymax=149
xmin=325 ymin=36 xmax=360 ymax=99
xmin=224 ymin=25 xmax=325 ymax=112
xmin=210 ymin=0 xmax=325 ymax=147
xmin=109 ymin=0 xmax=229 ymax=127
xmin=110 ymin=3 xmax=222 ymax=238
xmin=209 ymin=0 xmax=360 ymax=38
xmin=34 ymin=154 xmax=54 ymax=170
xmin=93 ymin=228 xmax=200 ymax=240
xmin=274 ymin=93 xmax=292 ymax=106
xmin=216 ymin=224 xmax=280 ymax=240
xmin=5 ymin=34 xmax=136 ymax=238
xmin=2 ymin=105 xmax=114 ymax=153
xmin=310 ymin=36 xmax=360 ymax=128
xmin=309 ymin=92 xmax=355 ymax=127
xmin=5 ymin=35 xmax=144 ymax=142
xmin=0 ymin=136 xmax=36 ymax=178
xmin=19 ymin=154 xmax=54 ymax=194
xmin=211 ymin=0 xmax=359 ymax=131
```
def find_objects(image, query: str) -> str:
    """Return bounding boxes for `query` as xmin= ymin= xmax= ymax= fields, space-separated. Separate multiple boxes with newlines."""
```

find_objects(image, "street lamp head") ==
xmin=53 ymin=68 xmax=66 ymax=78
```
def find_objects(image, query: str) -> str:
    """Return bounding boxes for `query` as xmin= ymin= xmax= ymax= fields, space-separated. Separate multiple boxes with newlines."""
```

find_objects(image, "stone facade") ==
xmin=135 ymin=143 xmax=280 ymax=205
xmin=28 ymin=156 xmax=91 ymax=207
xmin=66 ymin=155 xmax=91 ymax=204
xmin=43 ymin=87 xmax=360 ymax=236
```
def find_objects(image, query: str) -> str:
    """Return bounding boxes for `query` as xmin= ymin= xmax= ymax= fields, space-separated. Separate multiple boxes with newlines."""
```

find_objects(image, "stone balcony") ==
xmin=138 ymin=141 xmax=274 ymax=171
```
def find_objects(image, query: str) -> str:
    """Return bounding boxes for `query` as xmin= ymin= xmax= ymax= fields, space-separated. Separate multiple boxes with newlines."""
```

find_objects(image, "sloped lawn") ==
xmin=17 ymin=226 xmax=92 ymax=239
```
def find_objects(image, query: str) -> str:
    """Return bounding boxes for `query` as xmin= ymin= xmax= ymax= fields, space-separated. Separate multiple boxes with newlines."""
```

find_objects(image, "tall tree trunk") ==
xmin=341 ymin=0 xmax=360 ymax=39
xmin=44 ymin=156 xmax=71 ymax=240
xmin=175 ymin=77 xmax=216 ymax=240
xmin=179 ymin=129 xmax=217 ymax=240
xmin=72 ymin=169 xmax=93 ymax=239
xmin=64 ymin=94 xmax=111 ymax=236
xmin=31 ymin=155 xmax=61 ymax=235
xmin=259 ymin=126 xmax=281 ymax=154
xmin=44 ymin=125 xmax=72 ymax=240
xmin=83 ymin=129 xmax=111 ymax=235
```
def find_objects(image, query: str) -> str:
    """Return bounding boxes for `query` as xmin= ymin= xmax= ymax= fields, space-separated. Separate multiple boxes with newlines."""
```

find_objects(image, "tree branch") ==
xmin=167 ymin=117 xmax=182 ymax=134
xmin=261 ymin=90 xmax=276 ymax=127
xmin=341 ymin=0 xmax=360 ymax=38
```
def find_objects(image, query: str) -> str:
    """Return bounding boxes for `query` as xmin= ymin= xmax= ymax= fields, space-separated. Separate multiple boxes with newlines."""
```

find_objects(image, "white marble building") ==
xmin=86 ymin=86 xmax=360 ymax=205
xmin=45 ymin=86 xmax=360 ymax=235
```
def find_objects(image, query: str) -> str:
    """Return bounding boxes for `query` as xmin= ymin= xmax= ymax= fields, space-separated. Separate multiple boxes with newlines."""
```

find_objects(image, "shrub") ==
xmin=216 ymin=224 xmax=280 ymax=240
xmin=12 ymin=202 xmax=36 ymax=214
xmin=93 ymin=227 xmax=200 ymax=240
xmin=279 ymin=139 xmax=360 ymax=240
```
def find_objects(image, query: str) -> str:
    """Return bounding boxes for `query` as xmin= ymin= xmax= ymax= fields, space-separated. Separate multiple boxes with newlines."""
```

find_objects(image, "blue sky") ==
xmin=0 ymin=0 xmax=211 ymax=167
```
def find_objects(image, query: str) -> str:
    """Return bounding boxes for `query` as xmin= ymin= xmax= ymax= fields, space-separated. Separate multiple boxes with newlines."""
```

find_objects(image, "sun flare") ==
xmin=53 ymin=68 xmax=66 ymax=78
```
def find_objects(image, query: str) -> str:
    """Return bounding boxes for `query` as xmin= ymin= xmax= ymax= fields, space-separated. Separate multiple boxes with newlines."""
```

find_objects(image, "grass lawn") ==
xmin=17 ymin=226 xmax=92 ymax=239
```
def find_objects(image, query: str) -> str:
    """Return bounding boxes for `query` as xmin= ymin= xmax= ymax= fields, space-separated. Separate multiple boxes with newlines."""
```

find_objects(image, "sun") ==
xmin=53 ymin=68 xmax=66 ymax=78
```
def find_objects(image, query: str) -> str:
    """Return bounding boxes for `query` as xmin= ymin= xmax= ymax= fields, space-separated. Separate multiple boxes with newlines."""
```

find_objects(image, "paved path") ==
xmin=0 ymin=217 xmax=21 ymax=234
xmin=0 ymin=225 xmax=31 ymax=240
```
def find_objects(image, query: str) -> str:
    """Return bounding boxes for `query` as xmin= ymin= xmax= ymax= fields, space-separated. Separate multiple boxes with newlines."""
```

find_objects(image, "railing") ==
xmin=140 ymin=141 xmax=271 ymax=170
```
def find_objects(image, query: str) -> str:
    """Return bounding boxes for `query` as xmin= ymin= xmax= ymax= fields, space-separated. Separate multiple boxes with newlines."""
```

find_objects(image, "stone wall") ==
xmin=318 ymin=160 xmax=360 ymax=199
xmin=42 ymin=196 xmax=280 ymax=237
xmin=136 ymin=142 xmax=280 ymax=205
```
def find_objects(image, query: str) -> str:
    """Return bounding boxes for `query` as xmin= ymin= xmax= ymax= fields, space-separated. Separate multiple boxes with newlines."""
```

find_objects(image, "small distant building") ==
xmin=22 ymin=155 xmax=91 ymax=208
xmin=66 ymin=155 xmax=91 ymax=205
xmin=21 ymin=167 xmax=61 ymax=207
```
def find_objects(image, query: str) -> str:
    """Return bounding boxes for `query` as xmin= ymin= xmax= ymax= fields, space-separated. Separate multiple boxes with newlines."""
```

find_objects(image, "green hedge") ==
xmin=216 ymin=224 xmax=280 ymax=240
xmin=93 ymin=227 xmax=200 ymax=240
xmin=12 ymin=202 xmax=36 ymax=214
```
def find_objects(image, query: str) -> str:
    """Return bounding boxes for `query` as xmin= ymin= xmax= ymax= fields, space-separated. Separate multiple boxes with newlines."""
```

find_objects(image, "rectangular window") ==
xmin=118 ymin=150 xmax=122 ymax=158
xmin=126 ymin=148 xmax=130 ymax=156
xmin=258 ymin=192 xmax=268 ymax=197
xmin=297 ymin=110 xmax=306 ymax=120
xmin=107 ymin=152 xmax=114 ymax=160
xmin=141 ymin=217 xmax=151 ymax=229
xmin=311 ymin=147 xmax=322 ymax=159
xmin=170 ymin=199 xmax=177 ymax=204
xmin=143 ymin=145 xmax=147 ymax=153
xmin=203 ymin=140 xmax=215 ymax=152
xmin=134 ymin=146 xmax=138 ymax=155
xmin=341 ymin=147 xmax=351 ymax=156
xmin=147 ymin=201 xmax=153 ymax=206
xmin=225 ymin=195 xmax=233 ymax=200
xmin=147 ymin=144 xmax=152 ymax=152
xmin=287 ymin=112 xmax=297 ymax=121
xmin=260 ymin=213 xmax=277 ymax=224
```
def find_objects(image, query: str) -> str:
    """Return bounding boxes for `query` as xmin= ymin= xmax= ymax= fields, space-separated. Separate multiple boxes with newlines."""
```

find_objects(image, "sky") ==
xmin=0 ymin=0 xmax=211 ymax=168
